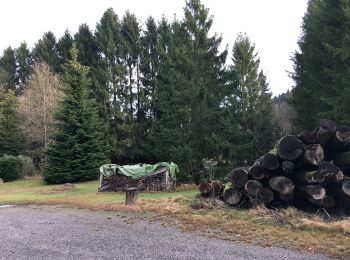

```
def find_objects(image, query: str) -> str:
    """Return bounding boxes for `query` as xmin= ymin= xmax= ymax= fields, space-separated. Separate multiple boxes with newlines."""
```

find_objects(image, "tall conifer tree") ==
xmin=44 ymin=45 xmax=108 ymax=184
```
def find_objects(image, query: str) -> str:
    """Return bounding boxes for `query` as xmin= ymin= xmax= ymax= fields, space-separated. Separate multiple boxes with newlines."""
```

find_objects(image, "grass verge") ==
xmin=0 ymin=177 xmax=349 ymax=258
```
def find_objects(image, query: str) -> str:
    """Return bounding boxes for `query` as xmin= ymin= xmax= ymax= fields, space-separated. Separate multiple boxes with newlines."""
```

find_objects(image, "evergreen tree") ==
xmin=225 ymin=34 xmax=275 ymax=165
xmin=57 ymin=29 xmax=73 ymax=67
xmin=0 ymin=47 xmax=17 ymax=91
xmin=95 ymin=8 xmax=124 ymax=163
xmin=15 ymin=42 xmax=33 ymax=94
xmin=0 ymin=90 xmax=25 ymax=156
xmin=32 ymin=31 xmax=60 ymax=72
xmin=44 ymin=45 xmax=109 ymax=184
xmin=292 ymin=0 xmax=350 ymax=129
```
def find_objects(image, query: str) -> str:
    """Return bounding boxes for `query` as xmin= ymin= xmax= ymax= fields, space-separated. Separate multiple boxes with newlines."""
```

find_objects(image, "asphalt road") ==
xmin=0 ymin=206 xmax=328 ymax=260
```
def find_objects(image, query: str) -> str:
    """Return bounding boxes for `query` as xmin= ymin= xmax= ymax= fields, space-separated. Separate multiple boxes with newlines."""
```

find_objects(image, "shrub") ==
xmin=0 ymin=155 xmax=35 ymax=182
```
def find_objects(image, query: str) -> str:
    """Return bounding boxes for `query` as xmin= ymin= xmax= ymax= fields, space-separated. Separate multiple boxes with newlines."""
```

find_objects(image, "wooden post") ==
xmin=125 ymin=187 xmax=138 ymax=205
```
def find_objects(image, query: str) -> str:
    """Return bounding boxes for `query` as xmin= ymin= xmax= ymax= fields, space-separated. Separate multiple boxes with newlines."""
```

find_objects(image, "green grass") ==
xmin=0 ymin=177 xmax=197 ymax=206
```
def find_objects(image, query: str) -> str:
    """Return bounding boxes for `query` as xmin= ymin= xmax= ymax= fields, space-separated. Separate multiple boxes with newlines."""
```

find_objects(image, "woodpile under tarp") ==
xmin=99 ymin=163 xmax=178 ymax=192
xmin=198 ymin=119 xmax=350 ymax=213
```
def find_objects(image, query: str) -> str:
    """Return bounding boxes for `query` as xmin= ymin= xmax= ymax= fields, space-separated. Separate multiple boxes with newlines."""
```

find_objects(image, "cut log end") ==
xmin=249 ymin=165 xmax=265 ymax=180
xmin=300 ymin=185 xmax=326 ymax=200
xmin=228 ymin=168 xmax=248 ymax=188
xmin=258 ymin=187 xmax=274 ymax=204
xmin=304 ymin=144 xmax=324 ymax=166
xmin=278 ymin=135 xmax=304 ymax=161
xmin=269 ymin=176 xmax=294 ymax=195
xmin=199 ymin=182 xmax=211 ymax=196
xmin=244 ymin=180 xmax=262 ymax=196
xmin=314 ymin=118 xmax=337 ymax=146
xmin=255 ymin=153 xmax=279 ymax=170
xmin=223 ymin=186 xmax=242 ymax=206
xmin=298 ymin=130 xmax=316 ymax=144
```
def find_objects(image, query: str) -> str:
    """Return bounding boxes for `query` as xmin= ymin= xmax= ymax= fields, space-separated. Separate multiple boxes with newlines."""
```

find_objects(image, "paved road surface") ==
xmin=0 ymin=206 xmax=328 ymax=260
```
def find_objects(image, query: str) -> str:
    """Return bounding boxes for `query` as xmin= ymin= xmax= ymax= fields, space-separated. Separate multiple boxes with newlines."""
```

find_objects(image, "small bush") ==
xmin=0 ymin=155 xmax=35 ymax=182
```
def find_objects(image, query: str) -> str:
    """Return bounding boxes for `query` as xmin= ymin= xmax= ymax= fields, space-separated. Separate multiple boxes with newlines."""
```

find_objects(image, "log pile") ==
xmin=99 ymin=167 xmax=175 ymax=192
xmin=199 ymin=119 xmax=350 ymax=213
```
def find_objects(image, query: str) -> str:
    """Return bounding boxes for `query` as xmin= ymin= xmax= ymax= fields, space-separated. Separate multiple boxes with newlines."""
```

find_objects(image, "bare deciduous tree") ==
xmin=18 ymin=62 xmax=64 ymax=170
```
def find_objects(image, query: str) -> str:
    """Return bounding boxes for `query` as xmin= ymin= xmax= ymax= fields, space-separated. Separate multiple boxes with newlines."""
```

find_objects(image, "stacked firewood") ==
xmin=199 ymin=119 xmax=350 ymax=212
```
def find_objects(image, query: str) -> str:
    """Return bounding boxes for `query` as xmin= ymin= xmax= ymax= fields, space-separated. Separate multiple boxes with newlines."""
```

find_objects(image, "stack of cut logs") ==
xmin=199 ymin=119 xmax=350 ymax=212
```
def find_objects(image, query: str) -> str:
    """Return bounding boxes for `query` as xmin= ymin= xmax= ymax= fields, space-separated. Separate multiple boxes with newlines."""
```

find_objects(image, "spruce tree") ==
xmin=15 ymin=42 xmax=32 ymax=94
xmin=0 ymin=47 xmax=17 ymax=91
xmin=292 ymin=0 xmax=350 ymax=129
xmin=225 ymin=34 xmax=275 ymax=165
xmin=44 ymin=45 xmax=109 ymax=184
xmin=32 ymin=31 xmax=60 ymax=73
xmin=57 ymin=29 xmax=73 ymax=68
xmin=0 ymin=90 xmax=25 ymax=156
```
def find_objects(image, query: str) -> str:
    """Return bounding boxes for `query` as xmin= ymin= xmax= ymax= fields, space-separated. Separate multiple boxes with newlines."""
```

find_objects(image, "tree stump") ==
xmin=125 ymin=187 xmax=138 ymax=205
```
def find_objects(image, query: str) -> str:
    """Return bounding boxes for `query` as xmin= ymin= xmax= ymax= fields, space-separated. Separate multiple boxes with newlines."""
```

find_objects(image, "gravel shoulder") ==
xmin=0 ymin=206 xmax=328 ymax=260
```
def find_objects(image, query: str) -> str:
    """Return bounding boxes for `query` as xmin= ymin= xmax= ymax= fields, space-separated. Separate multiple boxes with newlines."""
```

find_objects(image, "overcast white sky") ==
xmin=0 ymin=0 xmax=308 ymax=95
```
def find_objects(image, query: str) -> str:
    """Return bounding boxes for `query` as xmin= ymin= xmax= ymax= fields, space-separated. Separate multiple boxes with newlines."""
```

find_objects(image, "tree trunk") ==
xmin=318 ymin=161 xmax=344 ymax=182
xmin=296 ymin=170 xmax=325 ymax=184
xmin=248 ymin=165 xmax=265 ymax=180
xmin=313 ymin=118 xmax=336 ymax=146
xmin=303 ymin=144 xmax=324 ymax=166
xmin=125 ymin=187 xmax=138 ymax=205
xmin=199 ymin=182 xmax=211 ymax=196
xmin=228 ymin=168 xmax=248 ymax=188
xmin=298 ymin=130 xmax=316 ymax=145
xmin=299 ymin=185 xmax=326 ymax=200
xmin=223 ymin=186 xmax=242 ymax=206
xmin=269 ymin=176 xmax=294 ymax=195
xmin=258 ymin=187 xmax=274 ymax=204
xmin=277 ymin=135 xmax=304 ymax=161
xmin=328 ymin=126 xmax=350 ymax=153
xmin=244 ymin=180 xmax=262 ymax=196
xmin=342 ymin=178 xmax=350 ymax=196
xmin=254 ymin=153 xmax=279 ymax=170
xmin=279 ymin=192 xmax=294 ymax=202
xmin=333 ymin=151 xmax=350 ymax=167
xmin=308 ymin=195 xmax=335 ymax=208
xmin=282 ymin=161 xmax=294 ymax=175
xmin=210 ymin=180 xmax=222 ymax=196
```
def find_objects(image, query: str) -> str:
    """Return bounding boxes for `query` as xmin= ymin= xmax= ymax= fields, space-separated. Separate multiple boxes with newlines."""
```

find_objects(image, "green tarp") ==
xmin=99 ymin=162 xmax=178 ymax=180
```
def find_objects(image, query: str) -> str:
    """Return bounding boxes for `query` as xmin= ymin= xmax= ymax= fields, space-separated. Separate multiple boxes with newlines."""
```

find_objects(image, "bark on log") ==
xmin=279 ymin=192 xmax=294 ymax=202
xmin=282 ymin=161 xmax=294 ymax=175
xmin=248 ymin=165 xmax=265 ymax=180
xmin=255 ymin=153 xmax=279 ymax=170
xmin=298 ymin=130 xmax=317 ymax=145
xmin=223 ymin=185 xmax=242 ymax=206
xmin=244 ymin=180 xmax=262 ymax=196
xmin=210 ymin=180 xmax=222 ymax=196
xmin=269 ymin=176 xmax=294 ymax=195
xmin=199 ymin=182 xmax=211 ymax=196
xmin=318 ymin=161 xmax=344 ymax=182
xmin=308 ymin=196 xmax=335 ymax=208
xmin=314 ymin=118 xmax=337 ymax=146
xmin=328 ymin=126 xmax=350 ymax=153
xmin=296 ymin=170 xmax=325 ymax=184
xmin=299 ymin=185 xmax=326 ymax=200
xmin=228 ymin=168 xmax=249 ymax=188
xmin=258 ymin=187 xmax=274 ymax=204
xmin=303 ymin=144 xmax=324 ymax=166
xmin=342 ymin=178 xmax=350 ymax=196
xmin=125 ymin=187 xmax=138 ymax=205
xmin=333 ymin=151 xmax=350 ymax=167
xmin=277 ymin=135 xmax=304 ymax=161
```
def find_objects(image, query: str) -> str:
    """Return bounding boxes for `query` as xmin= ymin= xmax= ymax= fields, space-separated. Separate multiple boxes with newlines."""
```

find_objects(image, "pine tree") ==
xmin=291 ymin=0 xmax=350 ymax=129
xmin=0 ymin=47 xmax=17 ymax=91
xmin=57 ymin=29 xmax=73 ymax=67
xmin=44 ymin=45 xmax=109 ymax=184
xmin=15 ymin=42 xmax=33 ymax=94
xmin=32 ymin=31 xmax=60 ymax=73
xmin=0 ymin=90 xmax=25 ymax=156
xmin=225 ymin=34 xmax=275 ymax=165
xmin=95 ymin=8 xmax=124 ymax=163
